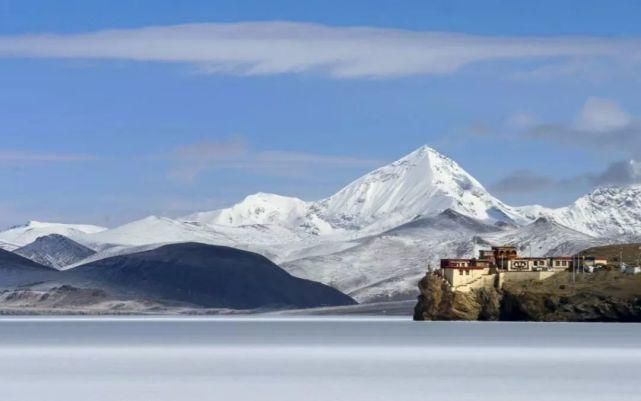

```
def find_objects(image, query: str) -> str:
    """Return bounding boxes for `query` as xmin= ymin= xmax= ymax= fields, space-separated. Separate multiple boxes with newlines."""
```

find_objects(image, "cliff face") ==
xmin=413 ymin=274 xmax=500 ymax=321
xmin=414 ymin=271 xmax=641 ymax=322
xmin=499 ymin=286 xmax=641 ymax=322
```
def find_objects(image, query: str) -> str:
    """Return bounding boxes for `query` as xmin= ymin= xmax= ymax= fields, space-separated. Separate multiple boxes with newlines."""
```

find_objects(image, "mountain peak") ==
xmin=403 ymin=144 xmax=440 ymax=158
xmin=15 ymin=234 xmax=96 ymax=269
xmin=185 ymin=145 xmax=515 ymax=234
xmin=184 ymin=192 xmax=313 ymax=230
xmin=0 ymin=221 xmax=107 ymax=250
xmin=395 ymin=145 xmax=452 ymax=166
xmin=314 ymin=145 xmax=524 ymax=231
xmin=33 ymin=233 xmax=68 ymax=242
xmin=241 ymin=192 xmax=307 ymax=205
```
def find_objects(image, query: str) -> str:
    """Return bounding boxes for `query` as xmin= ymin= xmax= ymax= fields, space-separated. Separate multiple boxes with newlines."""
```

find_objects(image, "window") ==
xmin=459 ymin=270 xmax=464 ymax=275
xmin=465 ymin=270 xmax=470 ymax=275
xmin=562 ymin=261 xmax=567 ymax=267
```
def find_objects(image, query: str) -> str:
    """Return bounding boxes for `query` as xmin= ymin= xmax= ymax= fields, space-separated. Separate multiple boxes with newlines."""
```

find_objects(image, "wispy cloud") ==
xmin=166 ymin=138 xmax=383 ymax=182
xmin=0 ymin=22 xmax=640 ymax=78
xmin=574 ymin=97 xmax=632 ymax=133
xmin=492 ymin=159 xmax=641 ymax=197
xmin=527 ymin=97 xmax=641 ymax=154
xmin=491 ymin=97 xmax=641 ymax=196
xmin=0 ymin=150 xmax=98 ymax=164
xmin=587 ymin=159 xmax=641 ymax=186
xmin=491 ymin=169 xmax=559 ymax=195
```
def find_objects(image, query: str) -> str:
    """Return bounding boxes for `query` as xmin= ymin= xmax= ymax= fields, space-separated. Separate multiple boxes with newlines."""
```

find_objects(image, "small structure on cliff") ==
xmin=439 ymin=259 xmax=490 ymax=289
xmin=437 ymin=246 xmax=605 ymax=292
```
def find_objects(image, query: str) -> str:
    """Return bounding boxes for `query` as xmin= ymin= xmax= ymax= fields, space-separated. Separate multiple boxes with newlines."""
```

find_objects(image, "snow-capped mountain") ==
xmin=86 ymin=216 xmax=234 ymax=248
xmin=184 ymin=193 xmax=335 ymax=236
xmin=14 ymin=234 xmax=96 ymax=269
xmin=184 ymin=146 xmax=533 ymax=237
xmin=82 ymin=214 xmax=308 ymax=263
xmin=549 ymin=185 xmax=641 ymax=238
xmin=282 ymin=213 xmax=615 ymax=303
xmin=6 ymin=145 xmax=641 ymax=304
xmin=312 ymin=146 xmax=529 ymax=232
xmin=283 ymin=209 xmax=503 ymax=302
xmin=0 ymin=221 xmax=107 ymax=251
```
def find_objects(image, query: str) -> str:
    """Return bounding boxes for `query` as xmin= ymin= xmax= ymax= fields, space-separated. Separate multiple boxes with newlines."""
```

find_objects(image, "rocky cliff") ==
xmin=414 ymin=270 xmax=641 ymax=322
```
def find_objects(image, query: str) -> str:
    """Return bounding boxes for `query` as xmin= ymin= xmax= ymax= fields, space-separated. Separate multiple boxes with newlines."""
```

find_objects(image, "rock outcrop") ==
xmin=414 ymin=270 xmax=641 ymax=322
xmin=413 ymin=274 xmax=500 ymax=320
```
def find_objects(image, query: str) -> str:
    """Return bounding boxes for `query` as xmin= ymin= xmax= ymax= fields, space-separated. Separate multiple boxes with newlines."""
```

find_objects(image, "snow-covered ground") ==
xmin=0 ymin=318 xmax=639 ymax=401
xmin=0 ymin=221 xmax=106 ymax=251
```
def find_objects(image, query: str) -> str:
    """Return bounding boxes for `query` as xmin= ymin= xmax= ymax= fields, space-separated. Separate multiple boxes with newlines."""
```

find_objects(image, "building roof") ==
xmin=440 ymin=258 xmax=487 ymax=269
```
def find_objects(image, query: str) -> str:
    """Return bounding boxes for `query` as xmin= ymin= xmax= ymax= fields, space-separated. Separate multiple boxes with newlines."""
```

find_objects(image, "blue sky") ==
xmin=0 ymin=0 xmax=640 ymax=227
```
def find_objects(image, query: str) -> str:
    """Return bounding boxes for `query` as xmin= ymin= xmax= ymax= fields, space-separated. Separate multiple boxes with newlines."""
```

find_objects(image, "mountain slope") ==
xmin=281 ymin=210 xmax=617 ymax=303
xmin=88 ymin=215 xmax=306 ymax=247
xmin=85 ymin=216 xmax=234 ymax=247
xmin=0 ymin=238 xmax=19 ymax=251
xmin=67 ymin=242 xmax=356 ymax=309
xmin=282 ymin=209 xmax=502 ymax=302
xmin=0 ymin=248 xmax=58 ymax=288
xmin=482 ymin=217 xmax=611 ymax=257
xmin=0 ymin=221 xmax=106 ymax=250
xmin=550 ymin=185 xmax=641 ymax=238
xmin=14 ymin=234 xmax=96 ymax=269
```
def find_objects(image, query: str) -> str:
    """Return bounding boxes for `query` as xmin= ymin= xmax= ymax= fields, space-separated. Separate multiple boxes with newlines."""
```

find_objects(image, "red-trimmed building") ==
xmin=438 ymin=246 xmax=600 ymax=286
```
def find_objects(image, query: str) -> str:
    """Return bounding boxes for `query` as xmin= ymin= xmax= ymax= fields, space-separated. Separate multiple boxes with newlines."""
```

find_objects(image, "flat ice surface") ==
xmin=0 ymin=317 xmax=640 ymax=401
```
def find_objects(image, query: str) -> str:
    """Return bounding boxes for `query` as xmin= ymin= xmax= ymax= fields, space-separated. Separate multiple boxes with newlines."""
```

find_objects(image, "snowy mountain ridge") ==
xmin=184 ymin=192 xmax=335 ymax=236
xmin=1 ymin=145 xmax=639 ymax=303
xmin=0 ymin=221 xmax=107 ymax=251
xmin=549 ymin=185 xmax=641 ymax=238
xmin=182 ymin=146 xmax=535 ymax=236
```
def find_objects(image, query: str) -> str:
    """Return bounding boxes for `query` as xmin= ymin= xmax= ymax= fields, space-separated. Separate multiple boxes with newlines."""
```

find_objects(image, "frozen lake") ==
xmin=0 ymin=317 xmax=640 ymax=401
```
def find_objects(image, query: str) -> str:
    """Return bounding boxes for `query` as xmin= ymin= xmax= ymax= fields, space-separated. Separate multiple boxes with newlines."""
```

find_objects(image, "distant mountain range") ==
xmin=0 ymin=242 xmax=355 ymax=311
xmin=0 ymin=145 xmax=636 ymax=303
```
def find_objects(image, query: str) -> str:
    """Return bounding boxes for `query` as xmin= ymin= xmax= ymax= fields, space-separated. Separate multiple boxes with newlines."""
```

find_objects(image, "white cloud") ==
xmin=0 ymin=22 xmax=640 ymax=78
xmin=526 ymin=97 xmax=640 ymax=155
xmin=574 ymin=97 xmax=632 ymax=133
